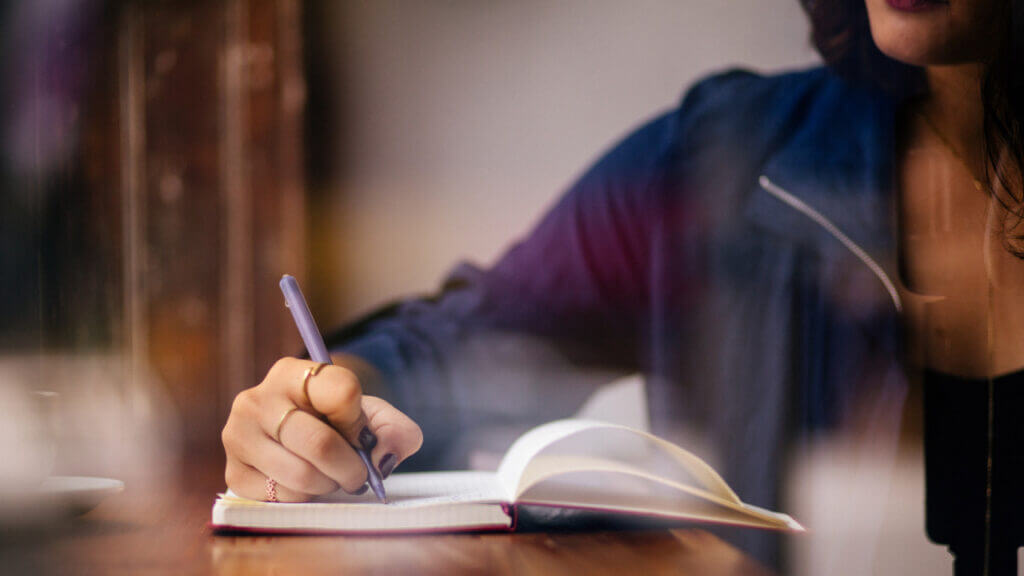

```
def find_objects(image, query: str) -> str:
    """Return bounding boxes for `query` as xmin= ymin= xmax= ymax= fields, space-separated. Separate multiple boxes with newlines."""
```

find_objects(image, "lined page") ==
xmin=222 ymin=471 xmax=507 ymax=508
xmin=356 ymin=471 xmax=506 ymax=506
xmin=214 ymin=472 xmax=512 ymax=533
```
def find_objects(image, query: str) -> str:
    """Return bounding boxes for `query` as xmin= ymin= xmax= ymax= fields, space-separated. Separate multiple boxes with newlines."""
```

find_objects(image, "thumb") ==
xmin=361 ymin=396 xmax=424 ymax=477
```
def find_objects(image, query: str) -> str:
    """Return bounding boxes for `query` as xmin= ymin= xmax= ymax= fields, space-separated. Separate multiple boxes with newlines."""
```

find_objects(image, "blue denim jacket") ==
xmin=327 ymin=66 xmax=907 ymax=566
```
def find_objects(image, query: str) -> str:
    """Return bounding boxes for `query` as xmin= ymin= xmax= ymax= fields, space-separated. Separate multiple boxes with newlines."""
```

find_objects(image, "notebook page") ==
xmin=495 ymin=420 xmax=597 ymax=497
xmin=213 ymin=471 xmax=514 ymax=533
xmin=514 ymin=468 xmax=803 ymax=531
xmin=496 ymin=419 xmax=739 ymax=503
xmin=372 ymin=471 xmax=506 ymax=506
xmin=518 ymin=455 xmax=737 ymax=510
xmin=222 ymin=471 xmax=507 ymax=508
xmin=515 ymin=455 xmax=803 ymax=530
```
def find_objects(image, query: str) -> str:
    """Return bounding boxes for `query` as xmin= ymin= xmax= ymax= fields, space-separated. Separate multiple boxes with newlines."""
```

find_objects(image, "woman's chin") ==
xmin=865 ymin=0 xmax=1001 ymax=67
xmin=874 ymin=40 xmax=960 ymax=68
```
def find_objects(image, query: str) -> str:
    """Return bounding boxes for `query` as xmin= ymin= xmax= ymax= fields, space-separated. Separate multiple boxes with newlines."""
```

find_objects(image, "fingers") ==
xmin=362 ymin=396 xmax=424 ymax=478
xmin=308 ymin=365 xmax=368 ymax=442
xmin=223 ymin=395 xmax=341 ymax=497
xmin=266 ymin=358 xmax=369 ymax=446
xmin=275 ymin=409 xmax=369 ymax=492
xmin=234 ymin=433 xmax=340 ymax=496
xmin=223 ymin=357 xmax=425 ymax=503
xmin=225 ymin=457 xmax=309 ymax=503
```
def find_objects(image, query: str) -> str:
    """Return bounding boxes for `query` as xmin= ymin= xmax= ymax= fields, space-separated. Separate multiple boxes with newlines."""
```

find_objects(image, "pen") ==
xmin=279 ymin=274 xmax=388 ymax=503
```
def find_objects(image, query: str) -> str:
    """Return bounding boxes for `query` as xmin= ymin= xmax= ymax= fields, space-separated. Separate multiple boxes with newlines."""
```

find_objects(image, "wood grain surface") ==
xmin=1 ymin=459 xmax=773 ymax=575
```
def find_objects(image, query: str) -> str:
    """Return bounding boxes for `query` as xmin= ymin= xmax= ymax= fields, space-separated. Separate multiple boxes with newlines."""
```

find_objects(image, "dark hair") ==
xmin=802 ymin=0 xmax=1024 ymax=255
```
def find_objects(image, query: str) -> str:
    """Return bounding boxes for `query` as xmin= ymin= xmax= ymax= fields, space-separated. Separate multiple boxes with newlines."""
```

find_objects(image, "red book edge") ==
xmin=207 ymin=502 xmax=518 ymax=536
xmin=207 ymin=501 xmax=798 ymax=536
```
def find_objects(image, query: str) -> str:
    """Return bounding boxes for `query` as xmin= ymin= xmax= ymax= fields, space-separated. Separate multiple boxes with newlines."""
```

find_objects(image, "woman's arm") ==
xmin=325 ymin=111 xmax=679 ymax=466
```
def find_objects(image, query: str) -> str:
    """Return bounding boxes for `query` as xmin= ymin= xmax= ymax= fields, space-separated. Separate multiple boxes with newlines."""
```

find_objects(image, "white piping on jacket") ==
xmin=758 ymin=175 xmax=903 ymax=313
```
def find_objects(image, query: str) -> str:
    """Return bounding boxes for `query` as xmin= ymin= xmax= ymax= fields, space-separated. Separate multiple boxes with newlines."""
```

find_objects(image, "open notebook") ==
xmin=212 ymin=419 xmax=803 ymax=534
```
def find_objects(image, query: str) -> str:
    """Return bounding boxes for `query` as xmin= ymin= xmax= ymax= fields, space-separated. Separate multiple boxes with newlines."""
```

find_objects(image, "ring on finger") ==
xmin=301 ymin=362 xmax=329 ymax=405
xmin=273 ymin=406 xmax=300 ymax=443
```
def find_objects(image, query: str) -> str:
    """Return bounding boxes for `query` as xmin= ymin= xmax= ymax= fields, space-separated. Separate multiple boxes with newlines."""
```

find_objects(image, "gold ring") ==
xmin=301 ymin=362 xmax=329 ymax=405
xmin=273 ymin=406 xmax=300 ymax=443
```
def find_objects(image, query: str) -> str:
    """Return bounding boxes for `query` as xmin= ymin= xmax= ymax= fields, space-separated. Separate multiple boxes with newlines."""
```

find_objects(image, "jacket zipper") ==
xmin=758 ymin=175 xmax=903 ymax=313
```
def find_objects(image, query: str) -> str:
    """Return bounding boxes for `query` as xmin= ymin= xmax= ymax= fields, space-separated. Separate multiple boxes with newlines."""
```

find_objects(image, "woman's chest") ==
xmin=899 ymin=150 xmax=1024 ymax=377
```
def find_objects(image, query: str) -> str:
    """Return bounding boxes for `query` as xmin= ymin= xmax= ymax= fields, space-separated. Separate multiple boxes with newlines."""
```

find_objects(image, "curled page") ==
xmin=495 ymin=419 xmax=739 ymax=504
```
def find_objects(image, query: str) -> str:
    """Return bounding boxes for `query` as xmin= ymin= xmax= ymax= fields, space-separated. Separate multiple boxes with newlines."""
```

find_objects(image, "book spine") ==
xmin=502 ymin=503 xmax=518 ymax=532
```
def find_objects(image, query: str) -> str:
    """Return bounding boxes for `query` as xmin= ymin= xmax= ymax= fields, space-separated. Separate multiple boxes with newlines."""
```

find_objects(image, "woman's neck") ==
xmin=919 ymin=64 xmax=986 ymax=176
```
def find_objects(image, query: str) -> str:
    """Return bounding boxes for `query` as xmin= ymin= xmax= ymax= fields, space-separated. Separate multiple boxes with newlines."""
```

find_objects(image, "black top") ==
xmin=925 ymin=369 xmax=1024 ymax=576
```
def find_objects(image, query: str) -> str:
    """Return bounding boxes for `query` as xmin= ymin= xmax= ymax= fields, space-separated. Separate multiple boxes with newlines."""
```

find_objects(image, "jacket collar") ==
xmin=745 ymin=78 xmax=902 ymax=310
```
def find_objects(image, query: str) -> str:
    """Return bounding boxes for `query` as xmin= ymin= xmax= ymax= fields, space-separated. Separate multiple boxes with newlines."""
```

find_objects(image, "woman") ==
xmin=222 ymin=0 xmax=1022 ymax=572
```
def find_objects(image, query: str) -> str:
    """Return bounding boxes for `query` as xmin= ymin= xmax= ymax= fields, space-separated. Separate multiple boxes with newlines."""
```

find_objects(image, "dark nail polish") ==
xmin=352 ymin=483 xmax=368 ymax=495
xmin=379 ymin=453 xmax=398 ymax=478
xmin=358 ymin=426 xmax=378 ymax=451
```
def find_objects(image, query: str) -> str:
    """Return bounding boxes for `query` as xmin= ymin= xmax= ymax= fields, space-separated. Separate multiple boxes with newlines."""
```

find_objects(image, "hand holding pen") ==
xmin=221 ymin=275 xmax=423 ymax=503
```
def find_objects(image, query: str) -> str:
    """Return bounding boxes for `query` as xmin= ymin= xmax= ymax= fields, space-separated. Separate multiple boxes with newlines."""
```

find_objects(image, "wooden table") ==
xmin=1 ymin=460 xmax=773 ymax=575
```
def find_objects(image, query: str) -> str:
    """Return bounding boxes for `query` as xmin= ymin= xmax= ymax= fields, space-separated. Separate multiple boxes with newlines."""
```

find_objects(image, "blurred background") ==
xmin=0 ymin=0 xmax=819 ymax=473
xmin=0 ymin=1 xmax=957 ymax=573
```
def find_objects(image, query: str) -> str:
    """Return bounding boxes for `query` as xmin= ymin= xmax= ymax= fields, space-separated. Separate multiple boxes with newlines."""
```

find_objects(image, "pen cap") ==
xmin=279 ymin=275 xmax=332 ymax=364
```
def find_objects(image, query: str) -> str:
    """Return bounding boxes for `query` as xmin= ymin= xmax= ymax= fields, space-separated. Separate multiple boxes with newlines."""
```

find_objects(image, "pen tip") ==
xmin=367 ymin=472 xmax=387 ymax=503
xmin=355 ymin=447 xmax=388 ymax=503
xmin=371 ymin=483 xmax=387 ymax=504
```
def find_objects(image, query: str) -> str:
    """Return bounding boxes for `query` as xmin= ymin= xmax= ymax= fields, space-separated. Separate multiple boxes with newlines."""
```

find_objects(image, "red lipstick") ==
xmin=886 ymin=0 xmax=948 ymax=12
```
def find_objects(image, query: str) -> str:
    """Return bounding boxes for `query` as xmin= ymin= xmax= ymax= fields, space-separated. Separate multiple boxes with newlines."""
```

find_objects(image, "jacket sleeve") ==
xmin=324 ymin=106 xmax=684 ymax=468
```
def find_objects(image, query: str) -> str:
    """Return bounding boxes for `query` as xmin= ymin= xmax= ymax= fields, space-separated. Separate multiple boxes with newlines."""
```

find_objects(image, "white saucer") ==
xmin=36 ymin=476 xmax=125 ymax=515
xmin=0 ymin=476 xmax=123 ymax=525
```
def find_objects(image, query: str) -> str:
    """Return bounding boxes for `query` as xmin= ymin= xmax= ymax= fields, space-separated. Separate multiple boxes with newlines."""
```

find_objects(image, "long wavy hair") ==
xmin=802 ymin=0 xmax=1024 ymax=255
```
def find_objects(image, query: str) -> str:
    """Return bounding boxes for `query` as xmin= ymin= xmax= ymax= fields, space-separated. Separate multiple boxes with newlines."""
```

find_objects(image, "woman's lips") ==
xmin=886 ymin=0 xmax=948 ymax=12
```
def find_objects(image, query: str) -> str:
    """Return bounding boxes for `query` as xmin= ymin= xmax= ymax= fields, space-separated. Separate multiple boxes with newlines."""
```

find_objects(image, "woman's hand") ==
xmin=222 ymin=357 xmax=423 ymax=502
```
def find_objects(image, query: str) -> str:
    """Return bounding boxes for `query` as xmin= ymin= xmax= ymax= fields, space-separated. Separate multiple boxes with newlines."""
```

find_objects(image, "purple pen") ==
xmin=280 ymin=274 xmax=388 ymax=503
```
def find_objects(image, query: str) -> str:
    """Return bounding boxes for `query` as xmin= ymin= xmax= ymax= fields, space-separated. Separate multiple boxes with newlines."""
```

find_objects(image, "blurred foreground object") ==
xmin=0 ymin=0 xmax=308 ymax=529
xmin=115 ymin=0 xmax=307 ymax=453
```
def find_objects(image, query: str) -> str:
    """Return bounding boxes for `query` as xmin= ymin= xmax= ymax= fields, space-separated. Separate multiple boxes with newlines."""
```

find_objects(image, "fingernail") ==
xmin=358 ymin=426 xmax=378 ymax=451
xmin=352 ymin=483 xmax=369 ymax=495
xmin=379 ymin=453 xmax=398 ymax=478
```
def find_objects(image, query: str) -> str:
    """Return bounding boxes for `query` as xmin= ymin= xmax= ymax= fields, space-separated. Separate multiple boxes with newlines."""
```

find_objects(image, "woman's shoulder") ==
xmin=682 ymin=66 xmax=834 ymax=107
xmin=564 ymin=65 xmax=889 ymax=212
xmin=619 ymin=65 xmax=890 ymax=187
xmin=671 ymin=65 xmax=882 ymax=142
xmin=578 ymin=69 xmax=831 ymax=167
